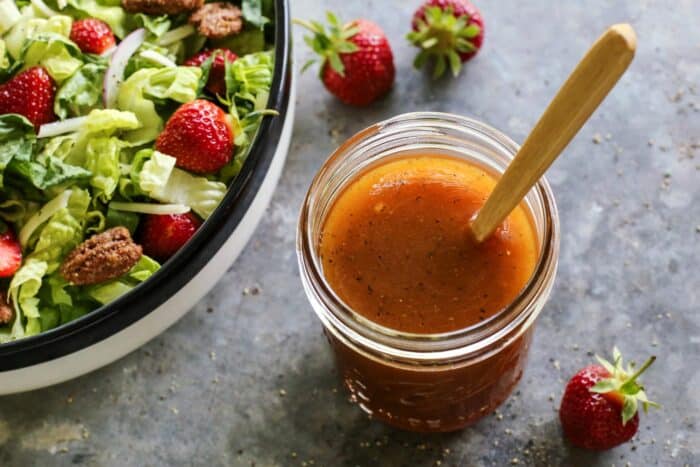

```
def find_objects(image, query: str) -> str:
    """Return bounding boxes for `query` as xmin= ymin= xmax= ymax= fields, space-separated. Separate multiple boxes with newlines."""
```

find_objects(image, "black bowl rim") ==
xmin=0 ymin=0 xmax=292 ymax=371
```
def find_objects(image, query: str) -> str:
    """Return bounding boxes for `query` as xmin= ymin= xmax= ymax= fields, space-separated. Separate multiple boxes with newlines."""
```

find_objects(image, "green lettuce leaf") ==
xmin=126 ymin=13 xmax=170 ymax=37
xmin=105 ymin=206 xmax=139 ymax=234
xmin=55 ymin=62 xmax=106 ymax=119
xmin=0 ymin=0 xmax=23 ymax=35
xmin=85 ymin=136 xmax=127 ymax=202
xmin=5 ymin=14 xmax=73 ymax=60
xmin=20 ymin=32 xmax=84 ymax=83
xmin=66 ymin=109 xmax=140 ymax=166
xmin=0 ymin=198 xmax=38 ymax=225
xmin=136 ymin=151 xmax=226 ymax=219
xmin=29 ymin=188 xmax=89 ymax=272
xmin=0 ymin=114 xmax=91 ymax=192
xmin=117 ymin=66 xmax=201 ymax=145
xmin=86 ymin=255 xmax=160 ymax=304
xmin=212 ymin=29 xmax=266 ymax=56
xmin=0 ymin=114 xmax=35 ymax=187
xmin=219 ymin=51 xmax=275 ymax=182
xmin=241 ymin=0 xmax=269 ymax=29
xmin=4 ymin=258 xmax=48 ymax=341
xmin=59 ymin=0 xmax=127 ymax=38
xmin=36 ymin=134 xmax=77 ymax=162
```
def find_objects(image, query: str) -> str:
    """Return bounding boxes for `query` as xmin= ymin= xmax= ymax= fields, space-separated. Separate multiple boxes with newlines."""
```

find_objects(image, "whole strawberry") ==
xmin=70 ymin=18 xmax=117 ymax=55
xmin=0 ymin=67 xmax=57 ymax=128
xmin=156 ymin=100 xmax=235 ymax=174
xmin=296 ymin=13 xmax=395 ymax=106
xmin=184 ymin=49 xmax=238 ymax=97
xmin=559 ymin=348 xmax=658 ymax=450
xmin=0 ymin=225 xmax=22 ymax=278
xmin=408 ymin=0 xmax=484 ymax=77
xmin=139 ymin=212 xmax=202 ymax=262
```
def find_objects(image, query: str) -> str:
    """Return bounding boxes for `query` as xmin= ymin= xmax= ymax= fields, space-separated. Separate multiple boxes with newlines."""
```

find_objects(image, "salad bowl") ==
xmin=0 ymin=0 xmax=293 ymax=394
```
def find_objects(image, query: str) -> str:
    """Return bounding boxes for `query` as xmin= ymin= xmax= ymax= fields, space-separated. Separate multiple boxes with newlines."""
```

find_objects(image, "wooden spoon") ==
xmin=470 ymin=24 xmax=637 ymax=242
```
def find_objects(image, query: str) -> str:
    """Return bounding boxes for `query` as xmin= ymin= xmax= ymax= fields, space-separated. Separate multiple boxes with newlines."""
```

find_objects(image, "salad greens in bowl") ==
xmin=0 ymin=0 xmax=280 ymax=344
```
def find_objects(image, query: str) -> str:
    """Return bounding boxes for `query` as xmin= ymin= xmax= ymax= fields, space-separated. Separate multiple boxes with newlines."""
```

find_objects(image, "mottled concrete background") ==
xmin=1 ymin=0 xmax=698 ymax=466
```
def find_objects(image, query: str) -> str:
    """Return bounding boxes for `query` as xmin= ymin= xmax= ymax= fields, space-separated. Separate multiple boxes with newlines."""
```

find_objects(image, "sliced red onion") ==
xmin=103 ymin=28 xmax=147 ymax=109
xmin=109 ymin=202 xmax=191 ymax=215
xmin=37 ymin=116 xmax=88 ymax=138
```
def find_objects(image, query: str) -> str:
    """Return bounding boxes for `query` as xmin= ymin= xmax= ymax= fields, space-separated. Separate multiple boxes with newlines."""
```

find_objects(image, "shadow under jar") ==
xmin=297 ymin=112 xmax=560 ymax=432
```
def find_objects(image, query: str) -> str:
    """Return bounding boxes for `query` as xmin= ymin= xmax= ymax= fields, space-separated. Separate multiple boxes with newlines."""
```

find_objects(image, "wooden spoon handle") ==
xmin=471 ymin=24 xmax=636 ymax=242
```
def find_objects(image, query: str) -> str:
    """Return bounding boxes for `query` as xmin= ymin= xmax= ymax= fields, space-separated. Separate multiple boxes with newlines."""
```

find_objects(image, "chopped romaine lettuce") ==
xmin=29 ymin=188 xmax=89 ymax=272
xmin=58 ymin=0 xmax=127 ymax=38
xmin=0 ymin=0 xmax=22 ymax=35
xmin=212 ymin=29 xmax=266 ymax=56
xmin=0 ymin=114 xmax=35 ymax=188
xmin=85 ymin=137 xmax=127 ymax=202
xmin=5 ymin=15 xmax=73 ymax=60
xmin=0 ymin=115 xmax=92 ymax=191
xmin=105 ymin=206 xmax=139 ymax=234
xmin=55 ymin=62 xmax=107 ymax=119
xmin=4 ymin=258 xmax=48 ymax=341
xmin=18 ymin=189 xmax=72 ymax=247
xmin=86 ymin=255 xmax=160 ymax=304
xmin=241 ymin=0 xmax=270 ymax=29
xmin=20 ymin=32 xmax=84 ymax=83
xmin=135 ymin=151 xmax=226 ymax=219
xmin=66 ymin=109 xmax=140 ymax=166
xmin=117 ymin=66 xmax=201 ymax=145
xmin=126 ymin=13 xmax=171 ymax=38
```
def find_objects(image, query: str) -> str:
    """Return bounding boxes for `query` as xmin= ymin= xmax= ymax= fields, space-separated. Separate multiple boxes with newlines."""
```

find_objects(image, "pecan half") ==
xmin=189 ymin=2 xmax=243 ymax=39
xmin=61 ymin=227 xmax=142 ymax=286
xmin=0 ymin=291 xmax=13 ymax=325
xmin=122 ymin=0 xmax=204 ymax=16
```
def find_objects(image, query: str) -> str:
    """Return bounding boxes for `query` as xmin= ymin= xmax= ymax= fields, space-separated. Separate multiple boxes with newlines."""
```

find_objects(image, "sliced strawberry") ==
xmin=0 ymin=67 xmax=57 ymax=128
xmin=70 ymin=19 xmax=117 ymax=55
xmin=0 ymin=227 xmax=22 ymax=278
xmin=184 ymin=48 xmax=238 ymax=96
xmin=139 ymin=212 xmax=202 ymax=262
xmin=156 ymin=100 xmax=235 ymax=174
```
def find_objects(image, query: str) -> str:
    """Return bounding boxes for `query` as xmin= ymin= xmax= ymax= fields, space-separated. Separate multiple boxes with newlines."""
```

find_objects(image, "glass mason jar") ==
xmin=297 ymin=112 xmax=560 ymax=432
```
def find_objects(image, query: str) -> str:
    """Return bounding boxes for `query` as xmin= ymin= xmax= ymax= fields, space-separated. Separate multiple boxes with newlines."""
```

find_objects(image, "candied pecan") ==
xmin=122 ymin=0 xmax=204 ymax=16
xmin=189 ymin=2 xmax=243 ymax=39
xmin=61 ymin=227 xmax=142 ymax=286
xmin=0 ymin=291 xmax=12 ymax=325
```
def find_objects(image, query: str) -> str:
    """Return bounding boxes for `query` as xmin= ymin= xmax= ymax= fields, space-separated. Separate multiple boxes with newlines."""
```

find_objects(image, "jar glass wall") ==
xmin=297 ymin=112 xmax=560 ymax=432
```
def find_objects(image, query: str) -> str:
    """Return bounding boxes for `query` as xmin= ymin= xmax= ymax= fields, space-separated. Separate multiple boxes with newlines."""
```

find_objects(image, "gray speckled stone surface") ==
xmin=1 ymin=0 xmax=699 ymax=466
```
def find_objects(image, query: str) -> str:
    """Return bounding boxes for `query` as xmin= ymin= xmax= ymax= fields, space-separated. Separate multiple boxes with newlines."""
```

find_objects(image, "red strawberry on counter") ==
xmin=139 ymin=212 xmax=202 ymax=262
xmin=156 ymin=100 xmax=235 ymax=174
xmin=295 ymin=13 xmax=395 ymax=106
xmin=70 ymin=18 xmax=117 ymax=55
xmin=408 ymin=0 xmax=484 ymax=77
xmin=184 ymin=48 xmax=238 ymax=96
xmin=0 ymin=67 xmax=57 ymax=128
xmin=559 ymin=347 xmax=659 ymax=451
xmin=0 ymin=226 xmax=22 ymax=278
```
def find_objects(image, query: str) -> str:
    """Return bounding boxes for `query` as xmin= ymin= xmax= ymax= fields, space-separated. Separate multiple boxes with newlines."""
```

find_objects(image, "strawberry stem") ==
xmin=627 ymin=355 xmax=656 ymax=383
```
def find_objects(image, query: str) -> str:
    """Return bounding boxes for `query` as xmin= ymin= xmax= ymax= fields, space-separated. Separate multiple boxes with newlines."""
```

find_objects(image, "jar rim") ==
xmin=297 ymin=112 xmax=560 ymax=362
